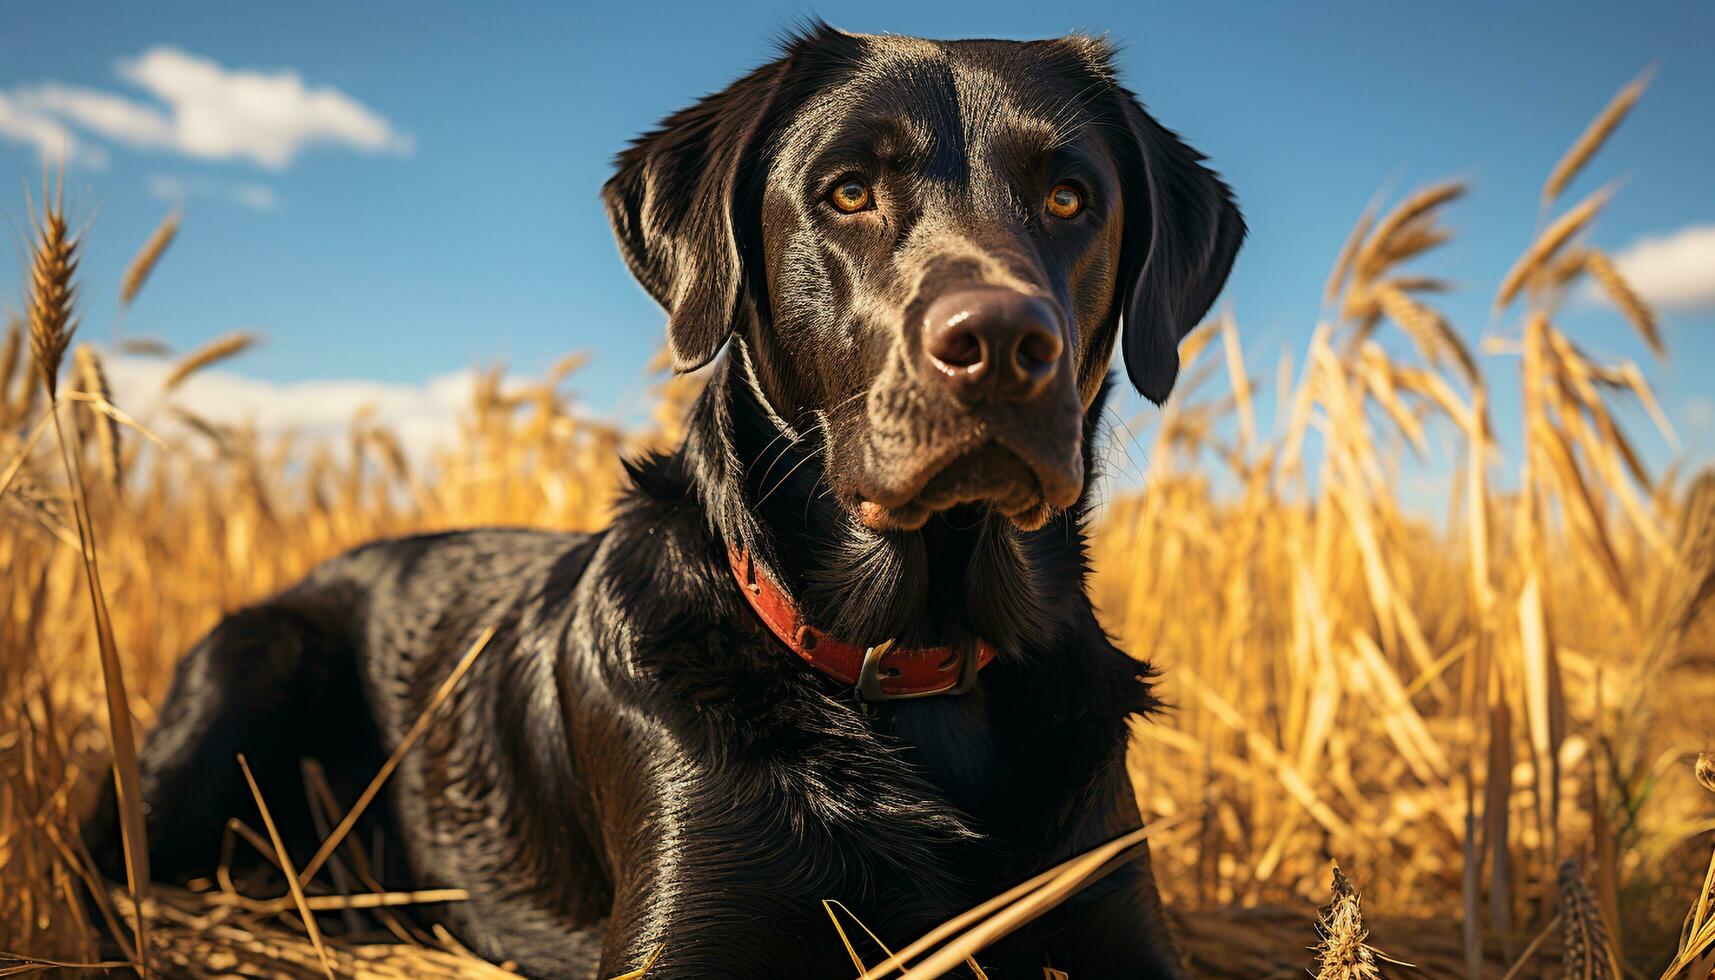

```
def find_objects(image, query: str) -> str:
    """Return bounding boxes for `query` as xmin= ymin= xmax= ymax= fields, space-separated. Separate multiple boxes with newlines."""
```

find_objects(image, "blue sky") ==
xmin=3 ymin=0 xmax=1712 ymax=469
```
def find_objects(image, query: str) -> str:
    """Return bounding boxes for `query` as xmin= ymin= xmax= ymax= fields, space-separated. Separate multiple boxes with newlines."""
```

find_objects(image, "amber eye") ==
xmin=830 ymin=177 xmax=873 ymax=213
xmin=1046 ymin=183 xmax=1082 ymax=219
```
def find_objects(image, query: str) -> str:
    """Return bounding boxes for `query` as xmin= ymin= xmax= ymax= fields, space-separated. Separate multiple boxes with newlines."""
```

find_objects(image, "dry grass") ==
xmin=1312 ymin=867 xmax=1383 ymax=980
xmin=4 ymin=75 xmax=1714 ymax=979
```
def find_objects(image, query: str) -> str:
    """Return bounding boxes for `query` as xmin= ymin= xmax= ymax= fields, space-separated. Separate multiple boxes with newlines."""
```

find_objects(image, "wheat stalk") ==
xmin=1372 ymin=283 xmax=1478 ymax=384
xmin=1497 ymin=186 xmax=1613 ymax=309
xmin=0 ymin=316 xmax=21 ymax=422
xmin=24 ymin=178 xmax=153 ymax=976
xmin=1313 ymin=866 xmax=1383 ymax=980
xmin=1542 ymin=69 xmax=1651 ymax=207
xmin=235 ymin=754 xmax=335 ymax=980
xmin=1386 ymin=274 xmax=1454 ymax=294
xmin=74 ymin=345 xmax=124 ymax=495
xmin=117 ymin=336 xmax=172 ymax=357
xmin=1539 ymin=244 xmax=1594 ymax=296
xmin=1353 ymin=182 xmax=1465 ymax=280
xmin=1679 ymin=752 xmax=1715 ymax=971
xmin=12 ymin=345 xmax=41 ymax=419
xmin=1325 ymin=205 xmax=1376 ymax=304
xmin=1371 ymin=221 xmax=1453 ymax=273
xmin=1583 ymin=250 xmax=1663 ymax=357
xmin=1558 ymin=858 xmax=1620 ymax=979
xmin=859 ymin=812 xmax=1195 ymax=979
xmin=367 ymin=426 xmax=413 ymax=486
xmin=297 ymin=626 xmax=497 ymax=885
xmin=162 ymin=331 xmax=259 ymax=392
xmin=119 ymin=209 xmax=180 ymax=308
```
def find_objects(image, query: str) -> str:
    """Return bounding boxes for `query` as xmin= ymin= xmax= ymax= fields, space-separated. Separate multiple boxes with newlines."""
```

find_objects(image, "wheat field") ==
xmin=3 ymin=76 xmax=1714 ymax=979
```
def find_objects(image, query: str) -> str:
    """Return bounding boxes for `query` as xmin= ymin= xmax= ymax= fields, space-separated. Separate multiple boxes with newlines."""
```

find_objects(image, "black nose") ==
xmin=921 ymin=287 xmax=1064 ymax=404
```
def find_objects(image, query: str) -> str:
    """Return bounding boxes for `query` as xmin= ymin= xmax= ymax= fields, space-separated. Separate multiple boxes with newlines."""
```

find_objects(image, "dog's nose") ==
xmin=921 ymin=287 xmax=1064 ymax=404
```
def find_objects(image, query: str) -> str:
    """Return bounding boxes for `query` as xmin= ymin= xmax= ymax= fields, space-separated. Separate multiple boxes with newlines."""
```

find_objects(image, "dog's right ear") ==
xmin=603 ymin=42 xmax=807 ymax=373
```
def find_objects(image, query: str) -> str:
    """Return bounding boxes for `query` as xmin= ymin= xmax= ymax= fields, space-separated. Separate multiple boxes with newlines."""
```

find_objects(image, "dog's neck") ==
xmin=642 ymin=348 xmax=1107 ymax=658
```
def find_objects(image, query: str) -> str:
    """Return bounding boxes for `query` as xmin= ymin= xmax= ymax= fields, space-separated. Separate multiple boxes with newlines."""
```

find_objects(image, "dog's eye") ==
xmin=1046 ymin=183 xmax=1082 ymax=219
xmin=829 ymin=178 xmax=873 ymax=214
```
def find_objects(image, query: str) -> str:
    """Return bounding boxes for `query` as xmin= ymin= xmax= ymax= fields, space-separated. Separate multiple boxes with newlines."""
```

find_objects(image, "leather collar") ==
xmin=727 ymin=547 xmax=995 ymax=701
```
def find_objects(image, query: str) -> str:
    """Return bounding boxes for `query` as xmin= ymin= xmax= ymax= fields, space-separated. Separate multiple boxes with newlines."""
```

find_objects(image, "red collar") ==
xmin=728 ymin=547 xmax=995 ymax=701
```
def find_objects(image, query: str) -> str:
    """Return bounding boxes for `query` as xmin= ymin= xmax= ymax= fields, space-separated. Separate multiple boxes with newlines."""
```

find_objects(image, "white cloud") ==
xmin=101 ymin=349 xmax=487 ymax=464
xmin=24 ymin=82 xmax=173 ymax=147
xmin=1609 ymin=223 xmax=1715 ymax=312
xmin=0 ymin=89 xmax=107 ymax=167
xmin=9 ymin=47 xmax=411 ymax=170
xmin=149 ymin=173 xmax=279 ymax=211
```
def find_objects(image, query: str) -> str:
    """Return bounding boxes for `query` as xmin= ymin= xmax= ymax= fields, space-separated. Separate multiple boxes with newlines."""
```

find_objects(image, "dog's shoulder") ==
xmin=293 ymin=527 xmax=603 ymax=700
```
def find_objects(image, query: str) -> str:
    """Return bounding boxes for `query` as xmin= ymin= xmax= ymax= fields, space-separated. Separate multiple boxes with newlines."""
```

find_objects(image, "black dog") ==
xmin=91 ymin=25 xmax=1241 ymax=978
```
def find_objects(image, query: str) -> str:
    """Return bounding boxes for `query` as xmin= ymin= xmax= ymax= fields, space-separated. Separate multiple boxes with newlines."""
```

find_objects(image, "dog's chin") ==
xmin=853 ymin=443 xmax=1076 ymax=533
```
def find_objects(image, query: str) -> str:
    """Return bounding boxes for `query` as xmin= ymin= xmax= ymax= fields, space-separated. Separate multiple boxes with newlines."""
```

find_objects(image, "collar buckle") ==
xmin=855 ymin=637 xmax=982 ymax=702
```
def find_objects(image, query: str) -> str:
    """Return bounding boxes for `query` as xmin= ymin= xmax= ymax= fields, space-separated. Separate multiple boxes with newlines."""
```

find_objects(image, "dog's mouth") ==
xmin=854 ymin=438 xmax=1084 ymax=533
xmin=844 ymin=362 xmax=1089 ymax=533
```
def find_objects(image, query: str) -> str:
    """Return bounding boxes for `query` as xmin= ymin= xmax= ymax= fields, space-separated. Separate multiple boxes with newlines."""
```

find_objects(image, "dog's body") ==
xmin=92 ymin=26 xmax=1241 ymax=977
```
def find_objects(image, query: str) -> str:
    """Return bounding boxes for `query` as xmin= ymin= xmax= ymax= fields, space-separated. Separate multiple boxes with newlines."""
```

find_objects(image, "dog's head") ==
xmin=606 ymin=25 xmax=1243 ymax=533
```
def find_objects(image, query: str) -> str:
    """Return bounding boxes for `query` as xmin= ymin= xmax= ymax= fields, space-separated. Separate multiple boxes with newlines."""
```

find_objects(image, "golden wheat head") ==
xmin=119 ymin=209 xmax=181 ymax=308
xmin=1558 ymin=858 xmax=1621 ymax=979
xmin=1542 ymin=68 xmax=1651 ymax=207
xmin=163 ymin=331 xmax=260 ymax=392
xmin=1496 ymin=186 xmax=1613 ymax=310
xmin=26 ymin=186 xmax=80 ymax=400
xmin=1583 ymin=250 xmax=1663 ymax=357
xmin=74 ymin=344 xmax=124 ymax=494
xmin=1313 ymin=866 xmax=1383 ymax=980
xmin=1351 ymin=181 xmax=1465 ymax=285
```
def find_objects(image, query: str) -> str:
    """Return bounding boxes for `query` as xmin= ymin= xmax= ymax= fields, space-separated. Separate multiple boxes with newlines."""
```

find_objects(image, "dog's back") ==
xmin=92 ymin=528 xmax=614 ymax=971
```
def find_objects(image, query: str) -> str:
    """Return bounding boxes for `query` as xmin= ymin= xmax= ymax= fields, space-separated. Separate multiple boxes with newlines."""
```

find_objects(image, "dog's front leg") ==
xmin=983 ymin=778 xmax=1190 ymax=979
xmin=593 ymin=832 xmax=868 ymax=978
xmin=580 ymin=719 xmax=875 ymax=978
xmin=1007 ymin=853 xmax=1190 ymax=979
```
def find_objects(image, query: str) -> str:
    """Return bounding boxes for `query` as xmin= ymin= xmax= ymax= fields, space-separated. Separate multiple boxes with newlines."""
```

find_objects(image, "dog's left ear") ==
xmin=602 ymin=53 xmax=796 ymax=373
xmin=1108 ymin=92 xmax=1246 ymax=404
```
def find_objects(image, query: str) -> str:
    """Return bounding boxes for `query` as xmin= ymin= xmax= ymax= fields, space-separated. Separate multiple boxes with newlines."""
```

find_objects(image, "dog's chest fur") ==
xmin=573 ymin=492 xmax=1157 ymax=926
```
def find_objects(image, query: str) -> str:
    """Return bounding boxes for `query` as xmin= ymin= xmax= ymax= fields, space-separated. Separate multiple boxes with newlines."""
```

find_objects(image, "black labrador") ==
xmin=90 ymin=24 xmax=1242 ymax=978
